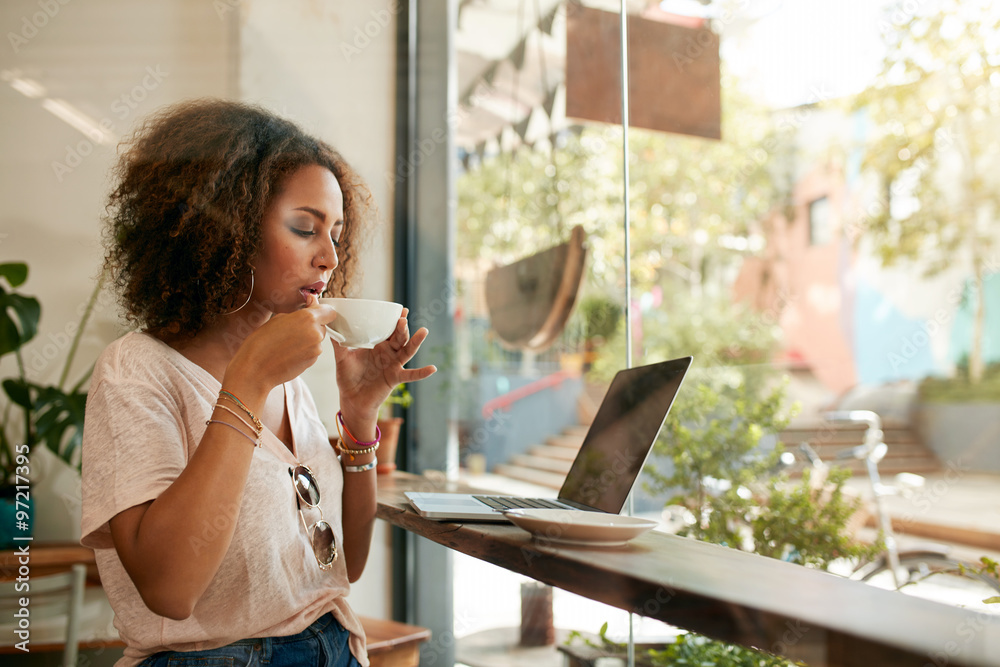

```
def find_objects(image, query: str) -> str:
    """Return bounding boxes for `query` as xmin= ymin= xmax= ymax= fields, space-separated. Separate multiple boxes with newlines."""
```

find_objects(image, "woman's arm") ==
xmin=108 ymin=375 xmax=264 ymax=620
xmin=108 ymin=306 xmax=336 ymax=620
xmin=336 ymin=408 xmax=379 ymax=583
xmin=333 ymin=311 xmax=436 ymax=582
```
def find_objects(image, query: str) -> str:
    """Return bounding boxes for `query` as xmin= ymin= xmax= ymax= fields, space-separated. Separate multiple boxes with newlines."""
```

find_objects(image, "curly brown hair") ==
xmin=104 ymin=98 xmax=374 ymax=340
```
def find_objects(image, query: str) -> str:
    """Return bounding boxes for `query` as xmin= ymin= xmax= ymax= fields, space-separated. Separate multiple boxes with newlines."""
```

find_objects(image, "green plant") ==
xmin=378 ymin=383 xmax=412 ymax=421
xmin=750 ymin=466 xmax=880 ymax=567
xmin=566 ymin=621 xmax=805 ymax=667
xmin=577 ymin=295 xmax=621 ymax=345
xmin=974 ymin=556 xmax=1000 ymax=604
xmin=0 ymin=262 xmax=103 ymax=485
xmin=649 ymin=632 xmax=807 ymax=667
xmin=644 ymin=376 xmax=877 ymax=569
xmin=917 ymin=363 xmax=1000 ymax=403
xmin=588 ymin=293 xmax=875 ymax=569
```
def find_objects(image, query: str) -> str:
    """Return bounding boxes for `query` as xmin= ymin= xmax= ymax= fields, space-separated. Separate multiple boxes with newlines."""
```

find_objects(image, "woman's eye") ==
xmin=332 ymin=237 xmax=342 ymax=248
xmin=292 ymin=228 xmax=314 ymax=237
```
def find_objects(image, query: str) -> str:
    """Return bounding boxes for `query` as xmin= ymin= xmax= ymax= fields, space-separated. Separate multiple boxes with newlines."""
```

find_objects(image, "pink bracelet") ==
xmin=336 ymin=410 xmax=381 ymax=447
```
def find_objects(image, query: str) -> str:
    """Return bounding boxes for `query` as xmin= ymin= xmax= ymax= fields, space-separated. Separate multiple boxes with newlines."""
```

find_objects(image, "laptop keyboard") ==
xmin=473 ymin=495 xmax=566 ymax=511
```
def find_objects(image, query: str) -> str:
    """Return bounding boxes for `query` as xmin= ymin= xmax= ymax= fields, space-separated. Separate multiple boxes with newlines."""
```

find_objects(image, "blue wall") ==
xmin=853 ymin=280 xmax=937 ymax=384
xmin=853 ymin=273 xmax=1000 ymax=384
xmin=461 ymin=371 xmax=583 ymax=471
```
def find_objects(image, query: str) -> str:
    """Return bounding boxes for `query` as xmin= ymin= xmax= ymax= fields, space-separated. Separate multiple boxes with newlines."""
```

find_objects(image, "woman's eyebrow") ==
xmin=292 ymin=206 xmax=326 ymax=222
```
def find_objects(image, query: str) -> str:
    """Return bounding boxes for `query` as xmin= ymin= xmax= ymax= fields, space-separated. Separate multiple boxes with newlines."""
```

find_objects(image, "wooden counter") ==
xmin=377 ymin=472 xmax=1000 ymax=667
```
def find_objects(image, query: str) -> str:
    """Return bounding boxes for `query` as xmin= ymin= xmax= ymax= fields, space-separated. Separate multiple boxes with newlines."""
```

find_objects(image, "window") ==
xmin=809 ymin=195 xmax=832 ymax=245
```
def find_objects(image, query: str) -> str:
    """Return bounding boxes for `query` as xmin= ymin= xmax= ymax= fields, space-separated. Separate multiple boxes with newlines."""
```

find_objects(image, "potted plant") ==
xmin=0 ymin=261 xmax=103 ymax=547
xmin=376 ymin=383 xmax=411 ymax=474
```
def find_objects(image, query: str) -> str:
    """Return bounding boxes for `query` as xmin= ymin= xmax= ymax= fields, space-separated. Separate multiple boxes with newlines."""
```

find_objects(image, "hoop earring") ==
xmin=223 ymin=268 xmax=254 ymax=315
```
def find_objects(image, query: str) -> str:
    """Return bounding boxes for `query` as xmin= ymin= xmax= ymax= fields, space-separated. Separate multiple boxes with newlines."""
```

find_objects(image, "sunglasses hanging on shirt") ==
xmin=289 ymin=465 xmax=337 ymax=569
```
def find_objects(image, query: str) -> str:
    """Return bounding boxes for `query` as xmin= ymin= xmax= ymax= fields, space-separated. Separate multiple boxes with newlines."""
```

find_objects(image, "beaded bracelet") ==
xmin=219 ymin=390 xmax=264 ymax=433
xmin=335 ymin=417 xmax=380 ymax=461
xmin=215 ymin=403 xmax=263 ymax=442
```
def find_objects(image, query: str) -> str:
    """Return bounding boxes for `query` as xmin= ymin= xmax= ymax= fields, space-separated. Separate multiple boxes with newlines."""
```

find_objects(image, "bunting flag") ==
xmin=542 ymin=85 xmax=559 ymax=119
xmin=514 ymin=115 xmax=531 ymax=143
xmin=539 ymin=4 xmax=559 ymax=35
xmin=510 ymin=38 xmax=528 ymax=71
xmin=482 ymin=62 xmax=499 ymax=87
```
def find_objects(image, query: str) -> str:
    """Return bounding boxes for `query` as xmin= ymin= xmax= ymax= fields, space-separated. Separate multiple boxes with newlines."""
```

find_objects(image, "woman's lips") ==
xmin=299 ymin=281 xmax=327 ymax=303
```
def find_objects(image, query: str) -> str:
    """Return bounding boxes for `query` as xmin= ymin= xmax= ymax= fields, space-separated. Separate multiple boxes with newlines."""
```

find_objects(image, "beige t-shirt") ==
xmin=81 ymin=332 xmax=368 ymax=667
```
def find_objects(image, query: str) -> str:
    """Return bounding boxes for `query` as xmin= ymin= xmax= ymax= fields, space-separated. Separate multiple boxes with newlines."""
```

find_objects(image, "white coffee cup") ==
xmin=318 ymin=298 xmax=403 ymax=349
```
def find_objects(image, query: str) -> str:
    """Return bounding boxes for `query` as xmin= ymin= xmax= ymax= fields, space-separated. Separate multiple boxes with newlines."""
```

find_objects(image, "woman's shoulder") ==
xmin=93 ymin=331 xmax=186 ymax=385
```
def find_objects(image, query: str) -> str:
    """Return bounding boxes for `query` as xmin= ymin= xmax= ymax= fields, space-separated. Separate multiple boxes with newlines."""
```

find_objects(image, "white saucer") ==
xmin=503 ymin=508 xmax=657 ymax=547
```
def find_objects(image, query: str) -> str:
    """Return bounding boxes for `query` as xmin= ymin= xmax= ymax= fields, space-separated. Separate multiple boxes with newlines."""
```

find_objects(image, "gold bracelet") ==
xmin=219 ymin=390 xmax=264 ymax=433
xmin=335 ymin=418 xmax=380 ymax=460
xmin=215 ymin=403 xmax=263 ymax=440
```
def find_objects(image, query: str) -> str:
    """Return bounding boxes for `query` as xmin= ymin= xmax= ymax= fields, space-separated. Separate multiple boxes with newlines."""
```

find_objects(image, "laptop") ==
xmin=405 ymin=356 xmax=692 ymax=522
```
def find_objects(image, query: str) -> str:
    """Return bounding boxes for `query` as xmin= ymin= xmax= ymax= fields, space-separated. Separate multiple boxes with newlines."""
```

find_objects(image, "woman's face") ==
xmin=252 ymin=164 xmax=345 ymax=315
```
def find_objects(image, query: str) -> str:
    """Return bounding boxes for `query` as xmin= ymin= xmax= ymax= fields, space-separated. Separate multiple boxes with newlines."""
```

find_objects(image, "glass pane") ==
xmin=620 ymin=0 xmax=1000 ymax=662
xmin=451 ymin=1 xmax=668 ymax=663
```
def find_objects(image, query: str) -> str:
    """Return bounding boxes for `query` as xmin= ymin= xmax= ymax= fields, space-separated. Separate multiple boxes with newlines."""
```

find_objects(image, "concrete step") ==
xmin=529 ymin=444 xmax=579 ymax=461
xmin=546 ymin=433 xmax=585 ymax=449
xmin=492 ymin=464 xmax=565 ymax=490
xmin=791 ymin=442 xmax=936 ymax=460
xmin=779 ymin=421 xmax=940 ymax=477
xmin=798 ymin=457 xmax=943 ymax=477
xmin=563 ymin=424 xmax=590 ymax=438
xmin=511 ymin=453 xmax=573 ymax=474
xmin=780 ymin=427 xmax=922 ymax=446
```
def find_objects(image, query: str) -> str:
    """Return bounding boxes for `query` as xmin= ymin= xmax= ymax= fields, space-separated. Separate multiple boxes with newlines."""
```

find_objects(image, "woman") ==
xmin=81 ymin=99 xmax=435 ymax=667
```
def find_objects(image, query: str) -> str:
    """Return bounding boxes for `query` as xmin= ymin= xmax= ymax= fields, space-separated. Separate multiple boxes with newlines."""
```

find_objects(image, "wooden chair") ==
xmin=361 ymin=615 xmax=432 ymax=667
xmin=0 ymin=563 xmax=87 ymax=667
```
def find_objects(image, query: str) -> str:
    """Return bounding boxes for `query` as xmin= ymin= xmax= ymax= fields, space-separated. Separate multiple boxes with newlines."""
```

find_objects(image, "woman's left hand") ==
xmin=332 ymin=308 xmax=436 ymax=419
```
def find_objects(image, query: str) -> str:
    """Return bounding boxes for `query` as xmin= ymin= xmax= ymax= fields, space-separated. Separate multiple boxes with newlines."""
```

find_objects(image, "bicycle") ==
xmin=802 ymin=409 xmax=1000 ymax=610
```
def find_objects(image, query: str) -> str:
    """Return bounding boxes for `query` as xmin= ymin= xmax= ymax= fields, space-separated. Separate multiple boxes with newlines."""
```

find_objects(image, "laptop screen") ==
xmin=557 ymin=356 xmax=692 ymax=513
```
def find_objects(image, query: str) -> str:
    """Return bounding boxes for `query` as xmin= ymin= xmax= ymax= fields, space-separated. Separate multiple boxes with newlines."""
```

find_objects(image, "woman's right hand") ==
xmin=223 ymin=300 xmax=337 ymax=398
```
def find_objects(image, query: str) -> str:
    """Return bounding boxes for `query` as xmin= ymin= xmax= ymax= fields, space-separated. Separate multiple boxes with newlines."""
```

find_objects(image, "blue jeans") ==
xmin=137 ymin=613 xmax=363 ymax=667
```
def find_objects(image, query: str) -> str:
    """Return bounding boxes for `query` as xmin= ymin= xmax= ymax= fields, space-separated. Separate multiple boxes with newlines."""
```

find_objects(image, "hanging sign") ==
xmin=566 ymin=6 xmax=721 ymax=140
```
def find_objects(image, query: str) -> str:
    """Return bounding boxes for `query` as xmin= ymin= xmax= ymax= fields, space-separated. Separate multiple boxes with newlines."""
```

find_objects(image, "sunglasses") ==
xmin=289 ymin=465 xmax=337 ymax=570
